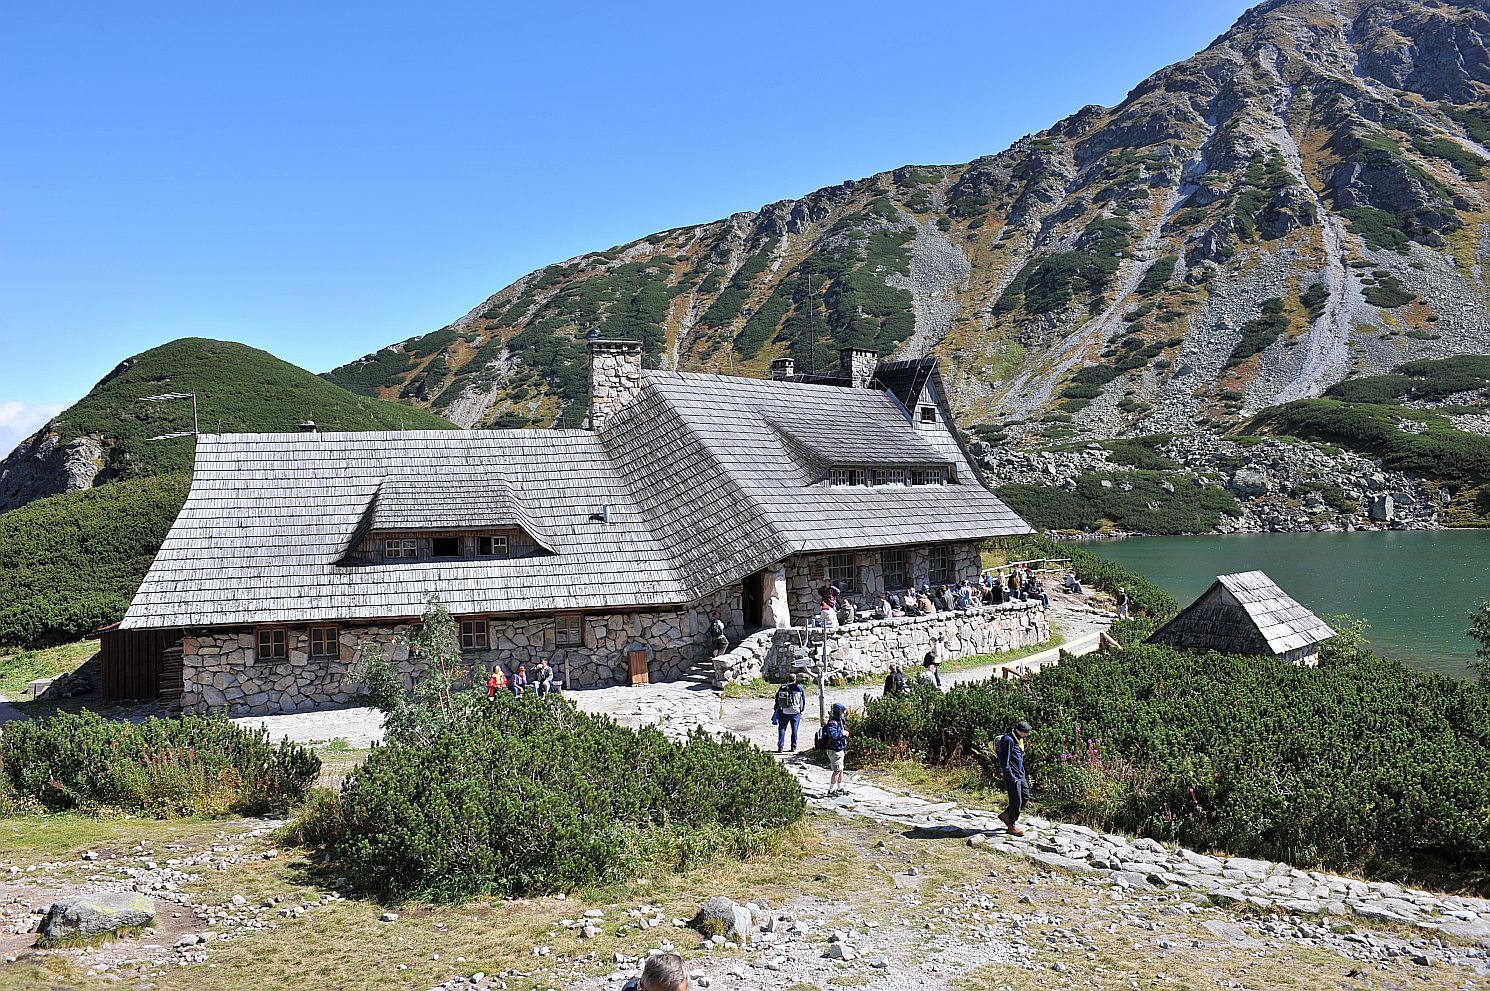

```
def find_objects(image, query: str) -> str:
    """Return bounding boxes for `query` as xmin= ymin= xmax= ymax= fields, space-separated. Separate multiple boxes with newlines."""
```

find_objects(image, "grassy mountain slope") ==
xmin=0 ymin=339 xmax=458 ymax=648
xmin=328 ymin=0 xmax=1490 ymax=452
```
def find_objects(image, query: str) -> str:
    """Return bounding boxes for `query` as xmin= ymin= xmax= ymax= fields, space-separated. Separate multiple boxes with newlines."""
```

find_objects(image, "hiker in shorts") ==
xmin=824 ymin=702 xmax=850 ymax=796
xmin=772 ymin=672 xmax=807 ymax=752
xmin=996 ymin=719 xmax=1033 ymax=836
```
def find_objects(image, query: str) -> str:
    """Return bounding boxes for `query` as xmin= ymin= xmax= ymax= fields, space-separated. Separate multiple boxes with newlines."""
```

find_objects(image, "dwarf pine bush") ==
xmin=0 ymin=710 xmax=319 ymax=817
xmin=304 ymin=693 xmax=805 ymax=902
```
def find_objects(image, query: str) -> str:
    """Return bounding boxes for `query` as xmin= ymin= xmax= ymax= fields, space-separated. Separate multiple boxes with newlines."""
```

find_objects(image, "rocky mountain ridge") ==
xmin=328 ymin=0 xmax=1490 ymax=455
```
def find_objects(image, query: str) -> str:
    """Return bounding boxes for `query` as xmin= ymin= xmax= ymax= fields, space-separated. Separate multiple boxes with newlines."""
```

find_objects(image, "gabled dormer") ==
xmin=338 ymin=475 xmax=555 ymax=566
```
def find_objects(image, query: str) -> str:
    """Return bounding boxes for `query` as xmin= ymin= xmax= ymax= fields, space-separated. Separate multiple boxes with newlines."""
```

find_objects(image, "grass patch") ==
xmin=0 ymin=640 xmax=95 ymax=698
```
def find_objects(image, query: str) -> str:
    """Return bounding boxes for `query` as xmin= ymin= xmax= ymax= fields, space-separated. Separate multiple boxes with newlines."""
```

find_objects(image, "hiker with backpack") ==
xmin=996 ymin=719 xmax=1033 ymax=836
xmin=772 ymin=672 xmax=807 ymax=753
xmin=818 ymin=702 xmax=851 ymax=796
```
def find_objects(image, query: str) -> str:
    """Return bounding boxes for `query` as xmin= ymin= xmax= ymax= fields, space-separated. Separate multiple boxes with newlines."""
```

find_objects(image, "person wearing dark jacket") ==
xmin=882 ymin=663 xmax=908 ymax=697
xmin=996 ymin=719 xmax=1033 ymax=835
xmin=772 ymin=673 xmax=807 ymax=752
xmin=824 ymin=702 xmax=850 ymax=796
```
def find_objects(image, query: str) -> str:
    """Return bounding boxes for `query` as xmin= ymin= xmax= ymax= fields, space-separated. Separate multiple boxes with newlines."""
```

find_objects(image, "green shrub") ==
xmin=1135 ymin=256 xmax=1177 ymax=296
xmin=995 ymin=470 xmax=1239 ymax=536
xmin=851 ymin=636 xmax=1490 ymax=883
xmin=306 ymin=695 xmax=804 ymax=902
xmin=1300 ymin=281 xmax=1329 ymax=321
xmin=0 ymin=710 xmax=319 ymax=817
xmin=1224 ymin=298 xmax=1289 ymax=368
xmin=1363 ymin=272 xmax=1414 ymax=308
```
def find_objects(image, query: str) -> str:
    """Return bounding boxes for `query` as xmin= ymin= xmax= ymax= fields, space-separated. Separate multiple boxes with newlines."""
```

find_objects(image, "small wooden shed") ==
xmin=99 ymin=625 xmax=183 ymax=703
xmin=1146 ymin=571 xmax=1334 ymax=665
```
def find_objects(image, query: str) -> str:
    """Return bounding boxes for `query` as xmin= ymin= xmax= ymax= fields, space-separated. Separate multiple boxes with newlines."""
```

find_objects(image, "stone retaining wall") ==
xmin=712 ymin=602 xmax=1050 ymax=686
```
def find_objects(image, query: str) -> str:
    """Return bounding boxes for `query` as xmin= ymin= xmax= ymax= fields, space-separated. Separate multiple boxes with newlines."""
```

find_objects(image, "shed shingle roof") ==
xmin=1147 ymin=570 xmax=1335 ymax=656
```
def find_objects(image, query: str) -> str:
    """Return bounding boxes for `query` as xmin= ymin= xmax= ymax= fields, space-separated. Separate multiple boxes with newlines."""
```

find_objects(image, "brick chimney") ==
xmin=587 ymin=338 xmax=644 ymax=431
xmin=838 ymin=347 xmax=878 ymax=389
xmin=769 ymin=357 xmax=796 ymax=380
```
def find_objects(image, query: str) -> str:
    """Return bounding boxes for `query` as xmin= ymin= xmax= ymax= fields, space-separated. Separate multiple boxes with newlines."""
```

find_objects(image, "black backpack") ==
xmin=775 ymin=685 xmax=802 ymax=716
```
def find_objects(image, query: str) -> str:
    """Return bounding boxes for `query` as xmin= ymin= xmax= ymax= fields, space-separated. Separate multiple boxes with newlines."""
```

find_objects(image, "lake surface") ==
xmin=1090 ymin=531 xmax=1490 ymax=677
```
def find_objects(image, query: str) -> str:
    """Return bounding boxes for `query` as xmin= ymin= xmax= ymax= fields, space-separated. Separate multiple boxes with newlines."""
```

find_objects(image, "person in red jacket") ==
xmin=486 ymin=667 xmax=508 ymax=699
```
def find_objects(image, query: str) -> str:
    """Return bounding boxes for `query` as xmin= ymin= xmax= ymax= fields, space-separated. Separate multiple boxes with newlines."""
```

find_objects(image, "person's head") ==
xmin=923 ymin=652 xmax=937 ymax=669
xmin=831 ymin=702 xmax=846 ymax=721
xmin=789 ymin=671 xmax=798 ymax=684
xmin=1013 ymin=719 xmax=1033 ymax=740
xmin=517 ymin=664 xmax=526 ymax=674
xmin=639 ymin=951 xmax=689 ymax=991
xmin=1117 ymin=587 xmax=1125 ymax=593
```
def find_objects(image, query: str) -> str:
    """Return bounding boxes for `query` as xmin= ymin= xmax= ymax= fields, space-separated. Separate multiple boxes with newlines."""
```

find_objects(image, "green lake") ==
xmin=1090 ymin=530 xmax=1490 ymax=678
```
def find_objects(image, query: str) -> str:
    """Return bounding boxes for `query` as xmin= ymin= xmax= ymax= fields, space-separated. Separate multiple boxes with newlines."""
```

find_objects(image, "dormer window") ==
xmin=431 ymin=537 xmax=461 ymax=558
xmin=920 ymin=406 xmax=938 ymax=423
xmin=385 ymin=538 xmax=418 ymax=559
xmin=477 ymin=535 xmax=508 ymax=557
xmin=910 ymin=467 xmax=947 ymax=486
xmin=829 ymin=468 xmax=867 ymax=486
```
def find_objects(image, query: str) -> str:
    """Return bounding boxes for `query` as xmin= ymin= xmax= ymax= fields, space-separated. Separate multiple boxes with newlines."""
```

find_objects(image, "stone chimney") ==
xmin=769 ymin=357 xmax=796 ymax=380
xmin=587 ymin=338 xmax=644 ymax=431
xmin=298 ymin=420 xmax=317 ymax=433
xmin=838 ymin=347 xmax=879 ymax=389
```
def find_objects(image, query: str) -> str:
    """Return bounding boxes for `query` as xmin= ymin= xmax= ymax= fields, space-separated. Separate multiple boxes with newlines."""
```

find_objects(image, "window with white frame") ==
xmin=308 ymin=625 xmax=340 ymax=658
xmin=256 ymin=628 xmax=288 ymax=661
xmin=830 ymin=468 xmax=868 ymax=486
xmin=887 ymin=467 xmax=905 ymax=485
xmin=880 ymin=548 xmax=907 ymax=591
xmin=384 ymin=537 xmax=418 ymax=560
xmin=477 ymin=535 xmax=509 ymax=557
xmin=928 ymin=546 xmax=951 ymax=585
xmin=459 ymin=619 xmax=490 ymax=651
xmin=910 ymin=467 xmax=947 ymax=486
xmin=555 ymin=613 xmax=584 ymax=647
xmin=826 ymin=552 xmax=856 ymax=592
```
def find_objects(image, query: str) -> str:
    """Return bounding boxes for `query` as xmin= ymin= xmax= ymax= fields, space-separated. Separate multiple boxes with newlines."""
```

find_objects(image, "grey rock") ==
xmin=39 ymin=893 xmax=155 ymax=943
xmin=691 ymin=897 xmax=752 ymax=942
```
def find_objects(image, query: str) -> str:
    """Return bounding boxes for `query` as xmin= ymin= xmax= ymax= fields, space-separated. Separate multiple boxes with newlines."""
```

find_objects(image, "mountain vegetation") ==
xmin=325 ymin=1 xmax=1490 ymax=449
xmin=0 ymin=339 xmax=456 ymax=649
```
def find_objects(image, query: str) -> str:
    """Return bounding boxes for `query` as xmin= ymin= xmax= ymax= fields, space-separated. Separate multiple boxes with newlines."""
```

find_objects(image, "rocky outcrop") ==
xmin=0 ymin=430 xmax=103 ymax=512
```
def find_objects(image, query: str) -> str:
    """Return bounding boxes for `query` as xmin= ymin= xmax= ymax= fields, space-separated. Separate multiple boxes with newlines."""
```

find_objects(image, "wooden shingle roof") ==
xmin=123 ymin=366 xmax=1032 ymax=630
xmin=1146 ymin=570 xmax=1335 ymax=656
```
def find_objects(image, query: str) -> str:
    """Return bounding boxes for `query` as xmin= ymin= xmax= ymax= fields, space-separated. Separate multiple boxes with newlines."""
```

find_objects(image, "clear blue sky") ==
xmin=0 ymin=0 xmax=1254 ymax=448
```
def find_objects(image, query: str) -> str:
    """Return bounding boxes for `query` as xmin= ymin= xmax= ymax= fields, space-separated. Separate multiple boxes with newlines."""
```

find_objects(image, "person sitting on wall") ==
xmin=955 ymin=580 xmax=975 ymax=610
xmin=1027 ymin=578 xmax=1050 ymax=609
xmin=917 ymin=587 xmax=937 ymax=616
xmin=838 ymin=597 xmax=857 ymax=626
xmin=510 ymin=664 xmax=529 ymax=697
xmin=918 ymin=653 xmax=943 ymax=690
xmin=938 ymin=585 xmax=957 ymax=613
xmin=818 ymin=601 xmax=839 ymax=629
xmin=534 ymin=657 xmax=557 ymax=695
xmin=1008 ymin=571 xmax=1022 ymax=600
xmin=883 ymin=662 xmax=908 ymax=697
xmin=901 ymin=591 xmax=921 ymax=617
xmin=486 ymin=666 xmax=508 ymax=700
xmin=1063 ymin=573 xmax=1084 ymax=595
xmin=874 ymin=594 xmax=893 ymax=620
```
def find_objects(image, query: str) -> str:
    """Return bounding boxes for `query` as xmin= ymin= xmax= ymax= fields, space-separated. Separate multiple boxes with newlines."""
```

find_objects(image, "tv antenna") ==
xmin=139 ymin=391 xmax=199 ymax=441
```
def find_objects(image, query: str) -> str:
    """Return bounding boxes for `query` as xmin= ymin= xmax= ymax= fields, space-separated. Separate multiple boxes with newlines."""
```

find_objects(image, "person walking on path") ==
xmin=996 ymin=719 xmax=1033 ymax=836
xmin=1115 ymin=587 xmax=1130 ymax=620
xmin=882 ymin=663 xmax=908 ymax=697
xmin=772 ymin=672 xmax=807 ymax=752
xmin=822 ymin=702 xmax=851 ymax=796
xmin=918 ymin=653 xmax=943 ymax=689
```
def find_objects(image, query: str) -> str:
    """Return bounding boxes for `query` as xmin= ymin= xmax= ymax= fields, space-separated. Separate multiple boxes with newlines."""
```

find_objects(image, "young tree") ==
xmin=353 ymin=594 xmax=476 ymax=744
xmin=1469 ymin=601 xmax=1490 ymax=679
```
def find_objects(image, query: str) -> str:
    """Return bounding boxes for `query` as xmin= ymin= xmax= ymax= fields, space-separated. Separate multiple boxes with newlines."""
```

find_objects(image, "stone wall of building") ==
xmin=784 ymin=541 xmax=984 ymax=621
xmin=181 ymin=594 xmax=747 ymax=715
xmin=588 ymin=339 xmax=644 ymax=431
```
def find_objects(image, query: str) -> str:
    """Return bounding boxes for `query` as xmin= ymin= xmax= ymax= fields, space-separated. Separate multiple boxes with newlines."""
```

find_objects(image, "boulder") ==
xmin=691 ymin=897 xmax=752 ymax=942
xmin=39 ymin=893 xmax=155 ymax=943
xmin=1229 ymin=468 xmax=1271 ymax=498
